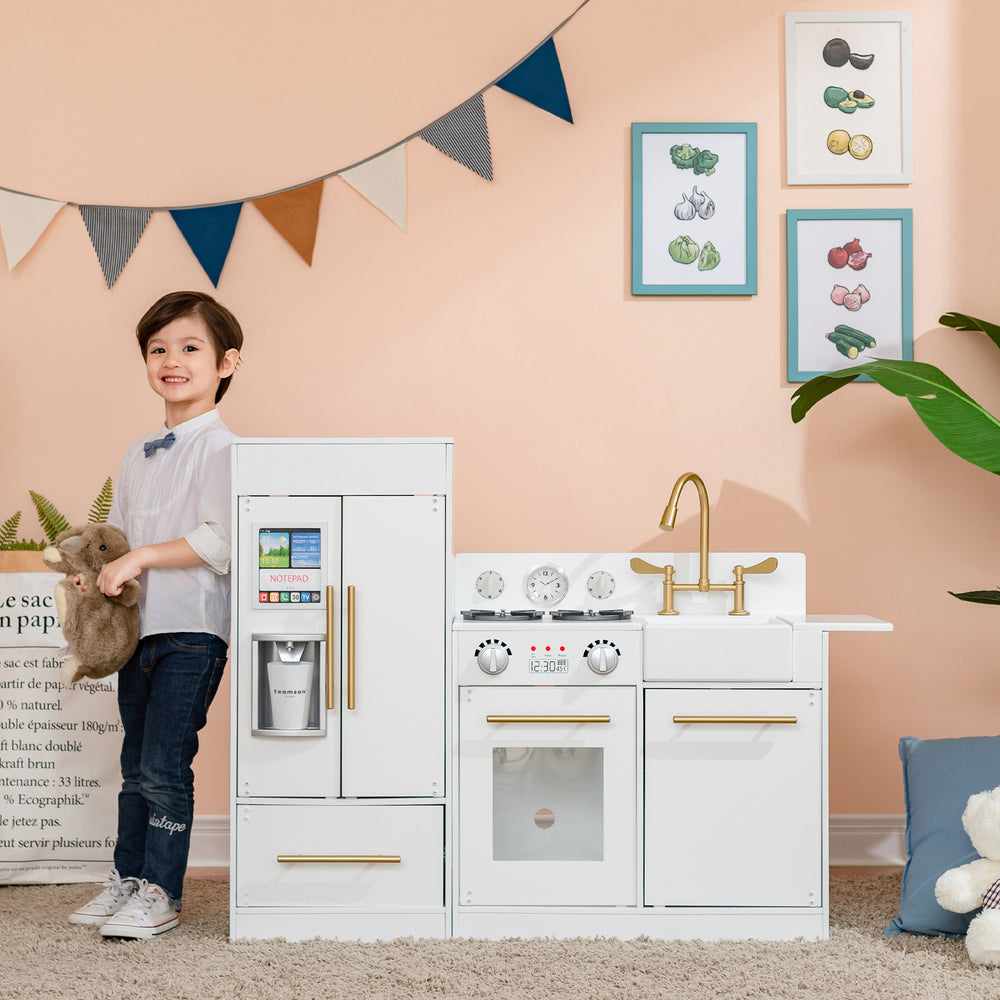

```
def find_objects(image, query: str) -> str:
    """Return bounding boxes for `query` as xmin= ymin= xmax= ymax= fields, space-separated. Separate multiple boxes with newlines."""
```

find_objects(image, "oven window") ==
xmin=491 ymin=747 xmax=604 ymax=861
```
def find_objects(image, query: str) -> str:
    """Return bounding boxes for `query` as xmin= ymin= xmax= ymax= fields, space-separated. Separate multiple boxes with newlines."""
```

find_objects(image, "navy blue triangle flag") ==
xmin=419 ymin=95 xmax=493 ymax=181
xmin=495 ymin=38 xmax=573 ymax=123
xmin=169 ymin=203 xmax=243 ymax=286
xmin=79 ymin=206 xmax=152 ymax=287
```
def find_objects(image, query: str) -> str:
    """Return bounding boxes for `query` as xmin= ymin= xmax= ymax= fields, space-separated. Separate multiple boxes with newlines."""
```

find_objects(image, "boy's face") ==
xmin=144 ymin=314 xmax=239 ymax=424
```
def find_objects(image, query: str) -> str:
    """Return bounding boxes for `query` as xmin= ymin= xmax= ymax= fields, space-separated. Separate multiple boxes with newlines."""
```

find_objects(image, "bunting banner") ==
xmin=0 ymin=15 xmax=584 ymax=286
xmin=78 ymin=206 xmax=153 ymax=287
xmin=169 ymin=203 xmax=244 ymax=287
xmin=339 ymin=147 xmax=407 ymax=231
xmin=252 ymin=181 xmax=325 ymax=264
xmin=419 ymin=95 xmax=493 ymax=182
xmin=0 ymin=191 xmax=65 ymax=269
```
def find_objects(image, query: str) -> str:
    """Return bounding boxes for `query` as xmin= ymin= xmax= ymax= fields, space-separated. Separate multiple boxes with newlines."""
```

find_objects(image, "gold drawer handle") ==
xmin=277 ymin=854 xmax=401 ymax=864
xmin=486 ymin=715 xmax=611 ymax=724
xmin=672 ymin=716 xmax=797 ymax=725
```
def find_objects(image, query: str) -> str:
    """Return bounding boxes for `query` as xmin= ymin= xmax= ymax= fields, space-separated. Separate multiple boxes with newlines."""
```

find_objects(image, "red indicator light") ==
xmin=545 ymin=646 xmax=551 ymax=652
xmin=559 ymin=646 xmax=566 ymax=652
xmin=530 ymin=646 xmax=537 ymax=652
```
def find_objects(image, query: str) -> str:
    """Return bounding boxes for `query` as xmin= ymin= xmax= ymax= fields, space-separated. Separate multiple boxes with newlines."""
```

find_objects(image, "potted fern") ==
xmin=791 ymin=311 xmax=1000 ymax=604
xmin=0 ymin=478 xmax=114 ymax=573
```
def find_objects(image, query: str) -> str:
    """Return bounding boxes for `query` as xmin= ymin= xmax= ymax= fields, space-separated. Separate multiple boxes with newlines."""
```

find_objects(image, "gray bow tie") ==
xmin=143 ymin=431 xmax=176 ymax=458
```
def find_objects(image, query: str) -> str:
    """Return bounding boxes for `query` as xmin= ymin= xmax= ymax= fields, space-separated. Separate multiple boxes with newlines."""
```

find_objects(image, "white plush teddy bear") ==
xmin=935 ymin=784 xmax=1000 ymax=965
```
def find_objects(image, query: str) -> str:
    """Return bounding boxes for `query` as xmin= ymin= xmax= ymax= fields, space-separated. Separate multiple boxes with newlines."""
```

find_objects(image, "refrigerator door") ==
xmin=235 ymin=495 xmax=342 ymax=798
xmin=341 ymin=495 xmax=446 ymax=798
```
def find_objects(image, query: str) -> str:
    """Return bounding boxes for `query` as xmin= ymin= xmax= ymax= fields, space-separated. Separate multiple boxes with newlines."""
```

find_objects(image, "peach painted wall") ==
xmin=2 ymin=1 xmax=998 ymax=818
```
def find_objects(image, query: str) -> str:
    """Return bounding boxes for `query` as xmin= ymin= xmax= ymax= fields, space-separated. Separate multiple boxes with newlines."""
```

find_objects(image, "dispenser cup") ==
xmin=266 ymin=659 xmax=316 ymax=730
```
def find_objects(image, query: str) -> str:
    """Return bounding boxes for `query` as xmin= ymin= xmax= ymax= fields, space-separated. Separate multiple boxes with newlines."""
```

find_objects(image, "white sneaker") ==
xmin=99 ymin=880 xmax=179 ymax=939
xmin=68 ymin=869 xmax=139 ymax=926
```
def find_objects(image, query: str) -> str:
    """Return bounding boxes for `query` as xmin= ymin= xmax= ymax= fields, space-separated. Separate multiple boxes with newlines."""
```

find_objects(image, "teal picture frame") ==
xmin=631 ymin=122 xmax=757 ymax=296
xmin=786 ymin=208 xmax=913 ymax=382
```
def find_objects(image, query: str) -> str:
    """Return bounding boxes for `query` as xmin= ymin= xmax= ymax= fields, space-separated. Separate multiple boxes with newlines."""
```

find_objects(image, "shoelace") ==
xmin=93 ymin=868 xmax=128 ymax=904
xmin=117 ymin=879 xmax=161 ymax=916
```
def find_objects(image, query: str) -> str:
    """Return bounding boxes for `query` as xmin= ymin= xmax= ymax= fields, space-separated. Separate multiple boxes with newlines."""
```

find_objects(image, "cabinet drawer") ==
xmin=644 ymin=689 xmax=822 ymax=907
xmin=236 ymin=804 xmax=443 ymax=908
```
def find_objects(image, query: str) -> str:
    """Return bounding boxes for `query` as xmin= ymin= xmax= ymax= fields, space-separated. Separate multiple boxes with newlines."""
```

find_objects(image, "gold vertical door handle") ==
xmin=347 ymin=585 xmax=356 ymax=710
xmin=325 ymin=585 xmax=335 ymax=710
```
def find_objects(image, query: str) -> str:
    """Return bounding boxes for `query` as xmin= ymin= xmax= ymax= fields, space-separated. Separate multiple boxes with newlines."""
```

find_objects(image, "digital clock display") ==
xmin=529 ymin=657 xmax=570 ymax=674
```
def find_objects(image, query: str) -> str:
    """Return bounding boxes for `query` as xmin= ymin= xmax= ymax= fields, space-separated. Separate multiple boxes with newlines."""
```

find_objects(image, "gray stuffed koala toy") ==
xmin=43 ymin=523 xmax=141 ymax=686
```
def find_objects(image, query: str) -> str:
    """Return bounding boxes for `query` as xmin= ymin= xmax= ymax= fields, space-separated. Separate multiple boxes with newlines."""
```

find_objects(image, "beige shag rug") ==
xmin=0 ymin=872 xmax=993 ymax=1000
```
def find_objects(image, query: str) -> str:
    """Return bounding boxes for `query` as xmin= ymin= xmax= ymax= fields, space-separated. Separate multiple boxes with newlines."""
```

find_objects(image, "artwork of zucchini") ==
xmin=822 ymin=38 xmax=874 ymax=70
xmin=674 ymin=186 xmax=715 ymax=221
xmin=668 ymin=235 xmax=700 ymax=264
xmin=826 ymin=324 xmax=876 ymax=360
xmin=669 ymin=143 xmax=720 ymax=176
xmin=826 ymin=129 xmax=873 ymax=159
xmin=828 ymin=238 xmax=872 ymax=271
xmin=831 ymin=283 xmax=870 ymax=311
xmin=823 ymin=86 xmax=875 ymax=113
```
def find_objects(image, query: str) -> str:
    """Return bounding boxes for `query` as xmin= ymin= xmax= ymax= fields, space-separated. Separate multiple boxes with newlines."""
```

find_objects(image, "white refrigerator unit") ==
xmin=229 ymin=438 xmax=452 ymax=941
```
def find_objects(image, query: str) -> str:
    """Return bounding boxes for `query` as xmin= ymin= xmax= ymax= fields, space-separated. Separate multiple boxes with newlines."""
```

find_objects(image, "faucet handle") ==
xmin=630 ymin=556 xmax=669 ymax=576
xmin=738 ymin=557 xmax=778 ymax=575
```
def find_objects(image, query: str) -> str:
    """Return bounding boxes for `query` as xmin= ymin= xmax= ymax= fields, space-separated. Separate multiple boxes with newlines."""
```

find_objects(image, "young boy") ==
xmin=67 ymin=291 xmax=242 ymax=938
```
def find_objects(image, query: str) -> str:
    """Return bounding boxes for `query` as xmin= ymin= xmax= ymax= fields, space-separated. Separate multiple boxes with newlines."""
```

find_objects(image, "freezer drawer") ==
xmin=235 ymin=804 xmax=444 ymax=908
xmin=644 ymin=688 xmax=822 ymax=907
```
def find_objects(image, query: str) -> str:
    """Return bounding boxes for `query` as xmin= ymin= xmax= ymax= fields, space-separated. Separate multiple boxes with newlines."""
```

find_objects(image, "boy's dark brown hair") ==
xmin=136 ymin=291 xmax=244 ymax=402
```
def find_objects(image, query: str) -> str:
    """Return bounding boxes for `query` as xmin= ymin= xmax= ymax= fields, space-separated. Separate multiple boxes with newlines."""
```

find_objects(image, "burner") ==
xmin=461 ymin=609 xmax=544 ymax=621
xmin=551 ymin=609 xmax=634 ymax=622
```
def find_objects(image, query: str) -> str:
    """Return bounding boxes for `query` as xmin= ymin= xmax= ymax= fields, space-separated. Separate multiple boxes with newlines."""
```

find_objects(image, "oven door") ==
xmin=458 ymin=686 xmax=636 ymax=906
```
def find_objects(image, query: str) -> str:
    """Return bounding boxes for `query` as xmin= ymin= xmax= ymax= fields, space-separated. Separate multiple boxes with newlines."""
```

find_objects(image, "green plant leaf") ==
xmin=790 ymin=359 xmax=1000 ymax=475
xmin=939 ymin=312 xmax=1000 ymax=352
xmin=949 ymin=589 xmax=1000 ymax=605
xmin=29 ymin=490 xmax=70 ymax=543
xmin=0 ymin=511 xmax=22 ymax=548
xmin=88 ymin=476 xmax=114 ymax=523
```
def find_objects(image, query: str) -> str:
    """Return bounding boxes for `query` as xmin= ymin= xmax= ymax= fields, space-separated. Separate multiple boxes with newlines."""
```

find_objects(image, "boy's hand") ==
xmin=97 ymin=553 xmax=144 ymax=596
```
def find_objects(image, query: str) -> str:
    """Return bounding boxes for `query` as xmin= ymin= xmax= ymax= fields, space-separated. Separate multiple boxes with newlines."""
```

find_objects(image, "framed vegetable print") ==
xmin=785 ymin=11 xmax=913 ymax=185
xmin=631 ymin=122 xmax=757 ymax=295
xmin=786 ymin=208 xmax=913 ymax=382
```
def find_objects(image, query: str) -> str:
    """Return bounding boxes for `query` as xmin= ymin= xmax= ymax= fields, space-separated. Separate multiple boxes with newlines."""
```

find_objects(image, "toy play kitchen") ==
xmin=229 ymin=453 xmax=889 ymax=942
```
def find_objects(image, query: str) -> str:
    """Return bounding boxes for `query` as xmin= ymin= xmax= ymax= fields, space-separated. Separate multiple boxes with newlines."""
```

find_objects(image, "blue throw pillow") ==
xmin=885 ymin=735 xmax=1000 ymax=936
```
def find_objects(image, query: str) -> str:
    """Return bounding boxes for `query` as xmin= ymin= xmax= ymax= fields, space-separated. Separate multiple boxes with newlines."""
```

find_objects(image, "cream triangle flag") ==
xmin=0 ymin=190 xmax=65 ymax=269
xmin=339 ymin=146 xmax=407 ymax=231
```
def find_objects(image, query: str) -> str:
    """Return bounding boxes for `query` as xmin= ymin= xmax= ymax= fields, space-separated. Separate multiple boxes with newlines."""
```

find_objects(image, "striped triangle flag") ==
xmin=0 ymin=190 xmax=65 ymax=269
xmin=419 ymin=95 xmax=492 ymax=181
xmin=495 ymin=38 xmax=573 ymax=123
xmin=169 ymin=203 xmax=243 ymax=286
xmin=252 ymin=181 xmax=324 ymax=265
xmin=339 ymin=146 xmax=407 ymax=231
xmin=78 ymin=206 xmax=153 ymax=287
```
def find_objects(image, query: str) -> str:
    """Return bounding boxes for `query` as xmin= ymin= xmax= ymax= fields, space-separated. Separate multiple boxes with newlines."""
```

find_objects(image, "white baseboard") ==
xmin=188 ymin=814 xmax=909 ymax=870
xmin=188 ymin=815 xmax=230 ymax=868
xmin=829 ymin=814 xmax=906 ymax=867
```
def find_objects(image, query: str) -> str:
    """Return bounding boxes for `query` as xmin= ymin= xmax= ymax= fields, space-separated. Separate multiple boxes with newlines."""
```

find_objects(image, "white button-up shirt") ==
xmin=108 ymin=409 xmax=235 ymax=642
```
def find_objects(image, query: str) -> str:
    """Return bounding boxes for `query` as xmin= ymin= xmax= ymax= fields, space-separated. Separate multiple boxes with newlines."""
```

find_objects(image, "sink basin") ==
xmin=639 ymin=614 xmax=794 ymax=682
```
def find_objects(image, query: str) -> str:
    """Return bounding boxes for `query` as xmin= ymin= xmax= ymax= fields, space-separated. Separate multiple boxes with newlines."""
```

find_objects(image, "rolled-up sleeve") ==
xmin=186 ymin=437 xmax=232 ymax=574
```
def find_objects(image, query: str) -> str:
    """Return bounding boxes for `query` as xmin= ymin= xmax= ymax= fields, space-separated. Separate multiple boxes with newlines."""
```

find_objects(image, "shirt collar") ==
xmin=157 ymin=408 xmax=222 ymax=441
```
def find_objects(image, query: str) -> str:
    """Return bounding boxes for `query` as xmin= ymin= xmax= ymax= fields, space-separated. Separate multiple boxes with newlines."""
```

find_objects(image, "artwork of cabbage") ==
xmin=668 ymin=235 xmax=700 ymax=265
xmin=697 ymin=241 xmax=721 ymax=271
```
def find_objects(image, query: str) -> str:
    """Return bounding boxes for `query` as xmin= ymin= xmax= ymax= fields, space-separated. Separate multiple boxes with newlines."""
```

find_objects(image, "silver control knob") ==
xmin=585 ymin=640 xmax=619 ymax=675
xmin=476 ymin=640 xmax=510 ymax=675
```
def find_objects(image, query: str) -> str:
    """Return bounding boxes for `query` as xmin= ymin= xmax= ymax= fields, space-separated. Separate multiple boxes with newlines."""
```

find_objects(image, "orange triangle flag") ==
xmin=252 ymin=181 xmax=324 ymax=265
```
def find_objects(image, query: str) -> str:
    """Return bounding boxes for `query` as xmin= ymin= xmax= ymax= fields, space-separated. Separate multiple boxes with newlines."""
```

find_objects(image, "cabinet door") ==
xmin=341 ymin=495 xmax=446 ymax=797
xmin=644 ymin=689 xmax=822 ymax=907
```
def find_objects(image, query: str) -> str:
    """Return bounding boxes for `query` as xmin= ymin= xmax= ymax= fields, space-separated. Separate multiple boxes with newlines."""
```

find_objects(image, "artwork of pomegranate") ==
xmin=828 ymin=238 xmax=871 ymax=271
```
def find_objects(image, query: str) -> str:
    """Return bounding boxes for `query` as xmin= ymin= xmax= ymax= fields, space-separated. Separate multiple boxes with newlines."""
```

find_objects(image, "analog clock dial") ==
xmin=524 ymin=563 xmax=569 ymax=607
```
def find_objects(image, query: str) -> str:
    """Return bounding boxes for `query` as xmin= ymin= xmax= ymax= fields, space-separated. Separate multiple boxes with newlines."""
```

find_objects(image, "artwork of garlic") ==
xmin=674 ymin=193 xmax=696 ymax=221
xmin=693 ymin=187 xmax=715 ymax=219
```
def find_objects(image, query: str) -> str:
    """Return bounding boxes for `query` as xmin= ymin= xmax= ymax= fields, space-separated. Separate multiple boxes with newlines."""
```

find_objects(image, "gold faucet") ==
xmin=630 ymin=471 xmax=778 ymax=615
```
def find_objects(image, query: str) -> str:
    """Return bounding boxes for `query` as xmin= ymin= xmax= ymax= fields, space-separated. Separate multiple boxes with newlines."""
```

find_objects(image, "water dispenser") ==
xmin=252 ymin=634 xmax=326 ymax=735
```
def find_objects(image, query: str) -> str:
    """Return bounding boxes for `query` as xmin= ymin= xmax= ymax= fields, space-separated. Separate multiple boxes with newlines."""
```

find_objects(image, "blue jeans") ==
xmin=114 ymin=633 xmax=227 ymax=907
